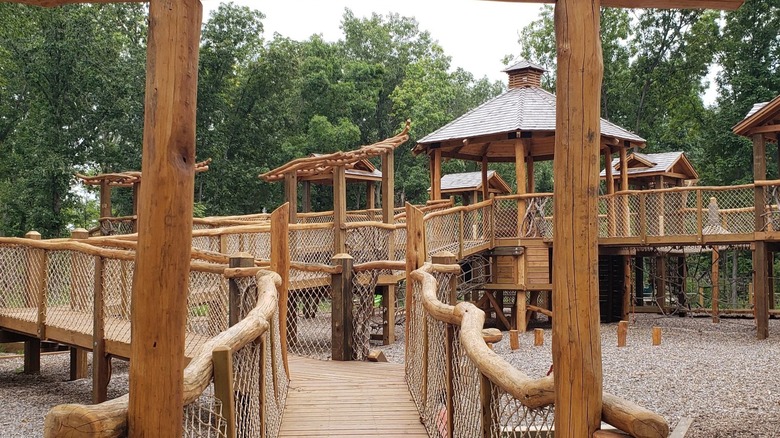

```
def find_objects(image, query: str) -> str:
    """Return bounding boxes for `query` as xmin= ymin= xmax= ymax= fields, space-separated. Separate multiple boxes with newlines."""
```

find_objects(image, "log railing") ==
xmin=43 ymin=269 xmax=288 ymax=438
xmin=408 ymin=263 xmax=669 ymax=438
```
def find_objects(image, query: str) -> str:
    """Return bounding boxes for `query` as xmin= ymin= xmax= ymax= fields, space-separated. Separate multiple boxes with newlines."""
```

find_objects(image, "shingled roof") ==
xmin=600 ymin=151 xmax=698 ymax=179
xmin=416 ymin=86 xmax=644 ymax=147
xmin=433 ymin=170 xmax=511 ymax=195
xmin=733 ymin=94 xmax=780 ymax=140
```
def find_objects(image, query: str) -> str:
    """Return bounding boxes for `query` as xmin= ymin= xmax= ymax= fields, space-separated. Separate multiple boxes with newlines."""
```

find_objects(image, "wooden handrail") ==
xmin=494 ymin=192 xmax=554 ymax=201
xmin=423 ymin=199 xmax=493 ymax=220
xmin=43 ymin=270 xmax=282 ymax=438
xmin=353 ymin=260 xmax=406 ymax=272
xmin=342 ymin=221 xmax=404 ymax=230
xmin=411 ymin=264 xmax=669 ymax=438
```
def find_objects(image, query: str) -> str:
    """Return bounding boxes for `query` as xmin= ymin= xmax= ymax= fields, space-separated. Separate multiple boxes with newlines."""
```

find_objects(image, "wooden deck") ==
xmin=279 ymin=356 xmax=426 ymax=437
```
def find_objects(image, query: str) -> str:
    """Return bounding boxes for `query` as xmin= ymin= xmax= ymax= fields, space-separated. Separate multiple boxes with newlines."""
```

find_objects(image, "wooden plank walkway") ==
xmin=279 ymin=356 xmax=427 ymax=437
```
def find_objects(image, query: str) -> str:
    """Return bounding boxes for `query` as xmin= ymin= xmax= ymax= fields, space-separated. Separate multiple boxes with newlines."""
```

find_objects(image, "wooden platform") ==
xmin=279 ymin=356 xmax=427 ymax=437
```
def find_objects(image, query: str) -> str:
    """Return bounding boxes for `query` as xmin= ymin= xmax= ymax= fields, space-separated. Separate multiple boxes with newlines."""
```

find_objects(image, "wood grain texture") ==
xmin=486 ymin=0 xmax=743 ymax=10
xmin=552 ymin=0 xmax=604 ymax=434
xmin=127 ymin=0 xmax=202 ymax=436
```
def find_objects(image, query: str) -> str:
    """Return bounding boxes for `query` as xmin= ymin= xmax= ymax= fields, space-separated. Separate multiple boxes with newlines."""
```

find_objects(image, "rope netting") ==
xmin=408 ymin=265 xmax=555 ymax=437
xmin=463 ymin=205 xmax=492 ymax=252
xmin=763 ymin=185 xmax=780 ymax=231
xmin=296 ymin=212 xmax=334 ymax=224
xmin=458 ymin=254 xmax=490 ymax=302
xmin=288 ymin=268 xmax=332 ymax=359
xmin=186 ymin=270 xmax=230 ymax=355
xmin=521 ymin=197 xmax=553 ymax=239
xmin=346 ymin=226 xmax=393 ymax=264
xmin=425 ymin=212 xmax=460 ymax=259
xmin=351 ymin=268 xmax=379 ymax=361
xmin=0 ymin=245 xmax=41 ymax=322
xmin=182 ymin=388 xmax=228 ymax=438
xmin=493 ymin=198 xmax=519 ymax=239
xmin=289 ymin=228 xmax=334 ymax=265
xmin=46 ymin=250 xmax=96 ymax=336
xmin=99 ymin=218 xmax=135 ymax=236
xmin=102 ymin=258 xmax=134 ymax=344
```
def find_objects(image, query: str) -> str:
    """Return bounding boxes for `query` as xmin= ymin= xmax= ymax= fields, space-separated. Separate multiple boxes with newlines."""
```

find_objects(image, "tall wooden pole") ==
xmin=753 ymin=133 xmax=770 ymax=339
xmin=284 ymin=172 xmax=298 ymax=223
xmin=128 ymin=1 xmax=202 ymax=436
xmin=552 ymin=0 xmax=603 ymax=435
xmin=333 ymin=165 xmax=347 ymax=253
xmin=382 ymin=152 xmax=395 ymax=224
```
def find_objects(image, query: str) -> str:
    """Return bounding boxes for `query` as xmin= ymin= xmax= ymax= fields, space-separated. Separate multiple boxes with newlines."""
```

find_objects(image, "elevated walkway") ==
xmin=279 ymin=356 xmax=426 ymax=437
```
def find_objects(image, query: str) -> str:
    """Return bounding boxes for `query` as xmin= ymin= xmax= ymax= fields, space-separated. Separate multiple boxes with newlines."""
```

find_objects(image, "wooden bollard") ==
xmin=617 ymin=320 xmax=628 ymax=347
xmin=534 ymin=328 xmax=544 ymax=346
xmin=509 ymin=330 xmax=519 ymax=350
xmin=652 ymin=327 xmax=662 ymax=346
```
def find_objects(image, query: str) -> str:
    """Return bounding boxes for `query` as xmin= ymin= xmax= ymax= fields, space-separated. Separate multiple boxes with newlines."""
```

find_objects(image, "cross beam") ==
xmin=490 ymin=0 xmax=742 ymax=10
xmin=7 ymin=0 xmax=143 ymax=6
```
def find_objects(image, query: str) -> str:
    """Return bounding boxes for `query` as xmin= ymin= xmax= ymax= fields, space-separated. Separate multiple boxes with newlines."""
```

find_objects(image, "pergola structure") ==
xmin=260 ymin=121 xmax=409 ymax=252
xmin=76 ymin=159 xmax=210 ymax=231
xmin=733 ymin=93 xmax=780 ymax=340
xmin=600 ymin=151 xmax=699 ymax=190
xmin=430 ymin=170 xmax=511 ymax=204
xmin=414 ymin=61 xmax=645 ymax=203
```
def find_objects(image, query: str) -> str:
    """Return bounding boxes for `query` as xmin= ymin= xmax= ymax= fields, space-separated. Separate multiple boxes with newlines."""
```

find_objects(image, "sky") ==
xmin=200 ymin=0 xmax=545 ymax=85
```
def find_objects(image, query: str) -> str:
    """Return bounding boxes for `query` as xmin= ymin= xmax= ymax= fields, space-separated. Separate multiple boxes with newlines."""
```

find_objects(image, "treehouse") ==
xmin=600 ymin=151 xmax=699 ymax=190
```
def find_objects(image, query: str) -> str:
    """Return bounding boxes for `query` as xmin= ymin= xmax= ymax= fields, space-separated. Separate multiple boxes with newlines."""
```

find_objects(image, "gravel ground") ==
xmin=3 ymin=315 xmax=779 ymax=436
xmin=0 ymin=353 xmax=129 ymax=437
xmin=380 ymin=314 xmax=780 ymax=437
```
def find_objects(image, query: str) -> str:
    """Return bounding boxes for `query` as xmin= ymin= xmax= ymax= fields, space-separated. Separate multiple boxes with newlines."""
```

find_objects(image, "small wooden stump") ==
xmin=617 ymin=320 xmax=628 ymax=347
xmin=534 ymin=328 xmax=544 ymax=346
xmin=652 ymin=327 xmax=662 ymax=346
xmin=367 ymin=350 xmax=388 ymax=362
xmin=482 ymin=328 xmax=502 ymax=350
xmin=509 ymin=329 xmax=519 ymax=350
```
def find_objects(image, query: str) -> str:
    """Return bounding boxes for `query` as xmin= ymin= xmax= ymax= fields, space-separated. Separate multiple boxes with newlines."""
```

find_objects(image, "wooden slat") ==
xmin=279 ymin=356 xmax=426 ymax=437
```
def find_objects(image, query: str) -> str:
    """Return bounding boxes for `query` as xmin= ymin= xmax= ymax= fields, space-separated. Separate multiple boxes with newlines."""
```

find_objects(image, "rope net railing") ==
xmin=45 ymin=270 xmax=288 ymax=438
xmin=408 ymin=263 xmax=669 ymax=438
xmin=287 ymin=266 xmax=333 ymax=360
xmin=407 ymin=263 xmax=555 ymax=437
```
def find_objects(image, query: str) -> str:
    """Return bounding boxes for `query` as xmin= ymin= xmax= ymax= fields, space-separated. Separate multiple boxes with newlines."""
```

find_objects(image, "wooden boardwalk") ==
xmin=279 ymin=356 xmax=427 ymax=437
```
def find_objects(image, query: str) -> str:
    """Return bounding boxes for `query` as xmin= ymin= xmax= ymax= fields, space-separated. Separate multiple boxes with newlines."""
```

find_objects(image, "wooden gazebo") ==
xmin=431 ymin=170 xmax=511 ymax=204
xmin=76 ymin=159 xmax=210 ymax=234
xmin=600 ymin=151 xmax=699 ymax=190
xmin=413 ymin=60 xmax=645 ymax=202
xmin=260 ymin=122 xmax=409 ymax=252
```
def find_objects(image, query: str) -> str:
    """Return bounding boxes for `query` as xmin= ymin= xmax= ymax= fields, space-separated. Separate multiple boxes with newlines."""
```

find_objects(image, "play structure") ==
xmin=0 ymin=0 xmax=763 ymax=437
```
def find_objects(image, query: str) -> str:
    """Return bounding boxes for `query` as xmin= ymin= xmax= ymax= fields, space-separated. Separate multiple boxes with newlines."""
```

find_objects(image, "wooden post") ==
xmin=509 ymin=330 xmax=520 ymax=350
xmin=302 ymin=180 xmax=311 ymax=213
xmin=25 ymin=231 xmax=46 ymax=340
xmin=23 ymin=338 xmax=41 ymax=375
xmin=444 ymin=322 xmax=455 ymax=438
xmin=284 ymin=172 xmax=298 ymax=224
xmin=92 ymin=255 xmax=110 ymax=403
xmin=753 ymin=133 xmax=770 ymax=339
xmin=333 ymin=165 xmax=347 ymax=254
xmin=481 ymin=156 xmax=489 ymax=203
xmin=69 ymin=229 xmax=89 ymax=381
xmin=652 ymin=327 xmax=662 ymax=346
xmin=619 ymin=146 xmax=629 ymax=192
xmin=131 ymin=182 xmax=140 ymax=233
xmin=331 ymin=254 xmax=354 ymax=361
xmin=212 ymin=346 xmax=237 ymax=438
xmin=229 ymin=253 xmax=255 ymax=326
xmin=527 ymin=153 xmax=535 ymax=193
xmin=128 ymin=1 xmax=202 ymax=435
xmin=367 ymin=181 xmax=376 ymax=211
xmin=381 ymin=152 xmax=395 ymax=224
xmin=617 ymin=320 xmax=627 ymax=347
xmin=431 ymin=149 xmax=442 ymax=200
xmin=405 ymin=203 xmax=426 ymax=363
xmin=515 ymin=139 xmax=528 ymax=237
xmin=622 ymin=256 xmax=631 ymax=320
xmin=534 ymin=328 xmax=544 ymax=346
xmin=99 ymin=180 xmax=112 ymax=236
xmin=552 ymin=0 xmax=604 ymax=434
xmin=712 ymin=246 xmax=720 ymax=323
xmin=432 ymin=251 xmax=457 ymax=304
xmin=604 ymin=148 xmax=617 ymax=237
xmin=480 ymin=374 xmax=494 ymax=438
xmin=656 ymin=256 xmax=666 ymax=311
xmin=380 ymin=284 xmax=396 ymax=345
xmin=270 ymin=204 xmax=291 ymax=377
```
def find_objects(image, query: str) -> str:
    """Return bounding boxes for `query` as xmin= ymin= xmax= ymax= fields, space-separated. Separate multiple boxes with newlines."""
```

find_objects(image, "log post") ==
xmin=444 ymin=319 xmax=455 ymax=438
xmin=229 ymin=253 xmax=255 ymax=326
xmin=331 ymin=254 xmax=354 ymax=361
xmin=604 ymin=147 xmax=617 ymax=237
xmin=131 ymin=182 xmax=140 ymax=233
xmin=480 ymin=374 xmax=494 ymax=438
xmin=481 ymin=156 xmax=489 ymax=203
xmin=405 ymin=203 xmax=426 ymax=364
xmin=284 ymin=172 xmax=298 ymax=224
xmin=23 ymin=337 xmax=41 ymax=375
xmin=367 ymin=181 xmax=376 ymax=211
xmin=617 ymin=321 xmax=627 ymax=347
xmin=622 ymin=256 xmax=631 ymax=320
xmin=25 ymin=231 xmax=46 ymax=342
xmin=552 ymin=0 xmax=604 ymax=434
xmin=92 ymin=255 xmax=110 ymax=403
xmin=302 ymin=180 xmax=311 ymax=213
xmin=712 ymin=246 xmax=720 ymax=323
xmin=270 ymin=204 xmax=290 ymax=377
xmin=534 ymin=328 xmax=544 ymax=346
xmin=652 ymin=327 xmax=662 ymax=346
xmin=509 ymin=330 xmax=520 ymax=350
xmin=128 ymin=1 xmax=202 ymax=435
xmin=515 ymin=139 xmax=528 ymax=237
xmin=754 ymin=133 xmax=770 ymax=339
xmin=333 ymin=166 xmax=347 ymax=254
xmin=100 ymin=180 xmax=112 ymax=236
xmin=431 ymin=149 xmax=442 ymax=200
xmin=212 ymin=346 xmax=237 ymax=438
xmin=381 ymin=151 xmax=395 ymax=225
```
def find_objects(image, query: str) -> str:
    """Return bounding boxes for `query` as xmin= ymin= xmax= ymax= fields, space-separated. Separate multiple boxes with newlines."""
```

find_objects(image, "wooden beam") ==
xmin=331 ymin=254 xmax=354 ymax=361
xmin=551 ymin=0 xmax=603 ymax=435
xmin=270 ymin=203 xmax=291 ymax=378
xmin=367 ymin=181 xmax=376 ymax=210
xmin=486 ymin=0 xmax=743 ymax=10
xmin=712 ymin=247 xmax=720 ymax=323
xmin=99 ymin=180 xmax=112 ymax=219
xmin=527 ymin=153 xmax=535 ymax=193
xmin=302 ymin=180 xmax=311 ymax=213
xmin=333 ymin=166 xmax=347 ymax=254
xmin=431 ymin=149 xmax=442 ymax=200
xmin=747 ymin=124 xmax=780 ymax=135
xmin=284 ymin=172 xmax=298 ymax=223
xmin=619 ymin=146 xmax=629 ymax=192
xmin=754 ymin=242 xmax=770 ymax=339
xmin=128 ymin=1 xmax=202 ymax=436
xmin=515 ymin=139 xmax=527 ymax=195
xmin=481 ymin=155 xmax=489 ymax=201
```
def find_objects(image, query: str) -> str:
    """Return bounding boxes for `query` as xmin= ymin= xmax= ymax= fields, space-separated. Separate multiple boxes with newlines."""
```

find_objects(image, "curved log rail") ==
xmin=409 ymin=264 xmax=669 ymax=438
xmin=43 ymin=270 xmax=284 ymax=438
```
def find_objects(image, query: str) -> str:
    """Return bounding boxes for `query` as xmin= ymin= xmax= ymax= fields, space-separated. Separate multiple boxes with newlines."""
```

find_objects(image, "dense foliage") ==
xmin=0 ymin=1 xmax=776 ymax=237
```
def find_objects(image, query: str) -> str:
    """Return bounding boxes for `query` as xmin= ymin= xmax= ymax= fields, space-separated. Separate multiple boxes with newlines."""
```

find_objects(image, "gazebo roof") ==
xmin=432 ymin=170 xmax=511 ymax=195
xmin=733 ymin=94 xmax=780 ymax=141
xmin=77 ymin=159 xmax=211 ymax=187
xmin=260 ymin=121 xmax=410 ymax=182
xmin=600 ymin=151 xmax=698 ymax=180
xmin=413 ymin=85 xmax=645 ymax=159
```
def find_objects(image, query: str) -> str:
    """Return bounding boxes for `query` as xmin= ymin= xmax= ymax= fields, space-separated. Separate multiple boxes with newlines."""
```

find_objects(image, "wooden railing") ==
xmin=423 ymin=200 xmax=492 ymax=259
xmin=43 ymin=269 xmax=287 ymax=438
xmin=408 ymin=263 xmax=669 ymax=438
